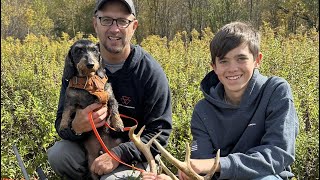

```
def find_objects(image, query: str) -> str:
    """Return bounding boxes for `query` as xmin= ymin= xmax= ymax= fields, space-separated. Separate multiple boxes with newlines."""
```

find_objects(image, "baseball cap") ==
xmin=94 ymin=0 xmax=136 ymax=16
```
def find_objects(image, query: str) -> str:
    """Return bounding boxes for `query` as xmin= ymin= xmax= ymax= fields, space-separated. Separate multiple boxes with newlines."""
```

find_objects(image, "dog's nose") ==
xmin=86 ymin=64 xmax=94 ymax=69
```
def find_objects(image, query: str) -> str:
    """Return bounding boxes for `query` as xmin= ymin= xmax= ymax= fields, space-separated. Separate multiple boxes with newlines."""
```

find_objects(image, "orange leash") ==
xmin=88 ymin=112 xmax=145 ymax=173
xmin=104 ymin=114 xmax=138 ymax=132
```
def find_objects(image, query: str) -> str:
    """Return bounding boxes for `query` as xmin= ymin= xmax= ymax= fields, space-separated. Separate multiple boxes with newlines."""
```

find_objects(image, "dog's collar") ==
xmin=68 ymin=75 xmax=109 ymax=104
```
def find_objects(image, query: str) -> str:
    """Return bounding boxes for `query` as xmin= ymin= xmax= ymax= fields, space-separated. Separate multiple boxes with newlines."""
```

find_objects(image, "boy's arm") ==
xmin=190 ymin=109 xmax=217 ymax=159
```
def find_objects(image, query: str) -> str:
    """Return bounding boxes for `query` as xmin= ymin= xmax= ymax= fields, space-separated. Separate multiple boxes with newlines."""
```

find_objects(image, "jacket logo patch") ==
xmin=191 ymin=140 xmax=197 ymax=152
xmin=248 ymin=123 xmax=256 ymax=127
xmin=121 ymin=96 xmax=131 ymax=105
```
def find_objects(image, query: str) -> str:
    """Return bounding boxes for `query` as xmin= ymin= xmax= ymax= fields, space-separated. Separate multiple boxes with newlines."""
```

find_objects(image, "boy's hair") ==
xmin=210 ymin=21 xmax=260 ymax=64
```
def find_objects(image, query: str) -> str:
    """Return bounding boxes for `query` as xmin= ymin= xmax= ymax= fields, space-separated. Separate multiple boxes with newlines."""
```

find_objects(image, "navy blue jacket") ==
xmin=55 ymin=44 xmax=172 ymax=163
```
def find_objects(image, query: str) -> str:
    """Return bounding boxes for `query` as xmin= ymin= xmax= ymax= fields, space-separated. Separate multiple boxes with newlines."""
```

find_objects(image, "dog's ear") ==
xmin=97 ymin=67 xmax=106 ymax=79
xmin=62 ymin=47 xmax=76 ymax=81
xmin=96 ymin=50 xmax=107 ymax=78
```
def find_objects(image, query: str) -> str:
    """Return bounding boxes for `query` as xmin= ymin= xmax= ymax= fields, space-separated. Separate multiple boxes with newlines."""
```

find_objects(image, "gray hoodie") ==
xmin=190 ymin=69 xmax=299 ymax=179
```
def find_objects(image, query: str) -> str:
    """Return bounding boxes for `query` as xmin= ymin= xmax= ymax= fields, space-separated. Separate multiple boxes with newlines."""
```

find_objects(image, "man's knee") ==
xmin=47 ymin=140 xmax=87 ymax=177
xmin=47 ymin=142 xmax=64 ymax=169
xmin=47 ymin=140 xmax=79 ymax=168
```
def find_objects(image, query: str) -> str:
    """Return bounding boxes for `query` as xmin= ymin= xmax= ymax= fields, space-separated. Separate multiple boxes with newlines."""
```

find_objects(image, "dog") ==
xmin=59 ymin=39 xmax=124 ymax=179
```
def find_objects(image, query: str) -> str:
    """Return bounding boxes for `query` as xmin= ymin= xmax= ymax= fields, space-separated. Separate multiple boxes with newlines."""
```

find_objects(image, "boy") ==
xmin=178 ymin=21 xmax=299 ymax=180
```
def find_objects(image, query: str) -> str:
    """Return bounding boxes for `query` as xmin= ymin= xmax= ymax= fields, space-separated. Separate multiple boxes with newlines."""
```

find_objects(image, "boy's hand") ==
xmin=178 ymin=169 xmax=190 ymax=180
xmin=178 ymin=158 xmax=220 ymax=180
xmin=142 ymin=172 xmax=171 ymax=180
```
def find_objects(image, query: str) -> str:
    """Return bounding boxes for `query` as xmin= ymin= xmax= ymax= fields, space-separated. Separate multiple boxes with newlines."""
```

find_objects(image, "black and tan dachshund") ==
xmin=59 ymin=39 xmax=124 ymax=179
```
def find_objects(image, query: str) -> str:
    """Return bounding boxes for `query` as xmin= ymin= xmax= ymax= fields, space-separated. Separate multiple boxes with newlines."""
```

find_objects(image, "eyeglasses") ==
xmin=97 ymin=16 xmax=134 ymax=29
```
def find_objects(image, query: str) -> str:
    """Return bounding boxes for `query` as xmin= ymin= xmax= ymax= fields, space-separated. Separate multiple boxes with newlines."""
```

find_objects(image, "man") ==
xmin=177 ymin=21 xmax=299 ymax=180
xmin=47 ymin=0 xmax=172 ymax=179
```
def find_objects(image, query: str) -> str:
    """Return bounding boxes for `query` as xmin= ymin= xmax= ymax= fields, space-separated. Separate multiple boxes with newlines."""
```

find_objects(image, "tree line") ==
xmin=1 ymin=0 xmax=319 ymax=42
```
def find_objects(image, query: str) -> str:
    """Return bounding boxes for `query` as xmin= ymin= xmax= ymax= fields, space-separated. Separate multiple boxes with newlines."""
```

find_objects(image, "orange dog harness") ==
xmin=68 ymin=75 xmax=109 ymax=104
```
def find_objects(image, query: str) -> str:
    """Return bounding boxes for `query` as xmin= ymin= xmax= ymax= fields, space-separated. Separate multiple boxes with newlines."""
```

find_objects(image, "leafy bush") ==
xmin=1 ymin=25 xmax=318 ymax=179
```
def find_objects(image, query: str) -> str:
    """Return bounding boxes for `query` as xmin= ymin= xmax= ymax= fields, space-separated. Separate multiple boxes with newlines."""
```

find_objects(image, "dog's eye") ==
xmin=92 ymin=47 xmax=99 ymax=53
xmin=75 ymin=48 xmax=83 ymax=53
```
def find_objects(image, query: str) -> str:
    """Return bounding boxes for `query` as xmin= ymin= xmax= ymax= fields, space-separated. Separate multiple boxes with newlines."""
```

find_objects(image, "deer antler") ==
xmin=129 ymin=125 xmax=220 ymax=180
xmin=203 ymin=149 xmax=220 ymax=179
xmin=152 ymin=139 xmax=220 ymax=180
xmin=155 ymin=155 xmax=179 ymax=180
xmin=128 ymin=125 xmax=160 ymax=173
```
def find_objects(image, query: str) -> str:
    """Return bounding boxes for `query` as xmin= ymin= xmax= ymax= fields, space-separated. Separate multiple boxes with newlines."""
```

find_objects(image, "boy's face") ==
xmin=212 ymin=43 xmax=262 ymax=97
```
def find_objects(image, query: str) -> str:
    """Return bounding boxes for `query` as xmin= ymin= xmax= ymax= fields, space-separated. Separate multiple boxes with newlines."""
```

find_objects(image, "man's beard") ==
xmin=104 ymin=43 xmax=123 ymax=54
xmin=102 ymin=37 xmax=128 ymax=54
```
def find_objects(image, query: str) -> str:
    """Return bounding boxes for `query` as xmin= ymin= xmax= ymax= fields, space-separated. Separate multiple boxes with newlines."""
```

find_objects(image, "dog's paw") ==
xmin=59 ymin=117 xmax=69 ymax=131
xmin=110 ymin=114 xmax=124 ymax=132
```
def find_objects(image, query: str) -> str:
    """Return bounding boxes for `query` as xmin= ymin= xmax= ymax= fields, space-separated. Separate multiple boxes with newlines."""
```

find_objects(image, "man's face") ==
xmin=212 ymin=43 xmax=262 ymax=97
xmin=93 ymin=1 xmax=137 ymax=54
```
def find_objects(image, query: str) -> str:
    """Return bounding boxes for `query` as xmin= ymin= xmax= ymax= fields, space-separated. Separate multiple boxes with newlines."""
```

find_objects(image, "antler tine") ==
xmin=152 ymin=139 xmax=203 ymax=180
xmin=129 ymin=125 xmax=159 ymax=173
xmin=155 ymin=155 xmax=179 ymax=180
xmin=203 ymin=149 xmax=220 ymax=180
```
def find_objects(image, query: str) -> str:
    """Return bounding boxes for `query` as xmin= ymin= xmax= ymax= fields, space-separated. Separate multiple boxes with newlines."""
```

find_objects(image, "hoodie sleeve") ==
xmin=190 ymin=107 xmax=217 ymax=159
xmin=111 ymin=82 xmax=172 ymax=163
xmin=110 ymin=54 xmax=172 ymax=164
xmin=222 ymin=81 xmax=298 ymax=179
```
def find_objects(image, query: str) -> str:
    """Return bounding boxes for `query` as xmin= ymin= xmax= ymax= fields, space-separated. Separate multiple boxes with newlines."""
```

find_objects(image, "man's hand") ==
xmin=71 ymin=103 xmax=108 ymax=134
xmin=90 ymin=153 xmax=120 ymax=176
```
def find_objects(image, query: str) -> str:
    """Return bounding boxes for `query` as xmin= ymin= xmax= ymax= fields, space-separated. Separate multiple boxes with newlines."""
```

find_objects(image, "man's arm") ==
xmin=111 ymin=63 xmax=173 ymax=163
